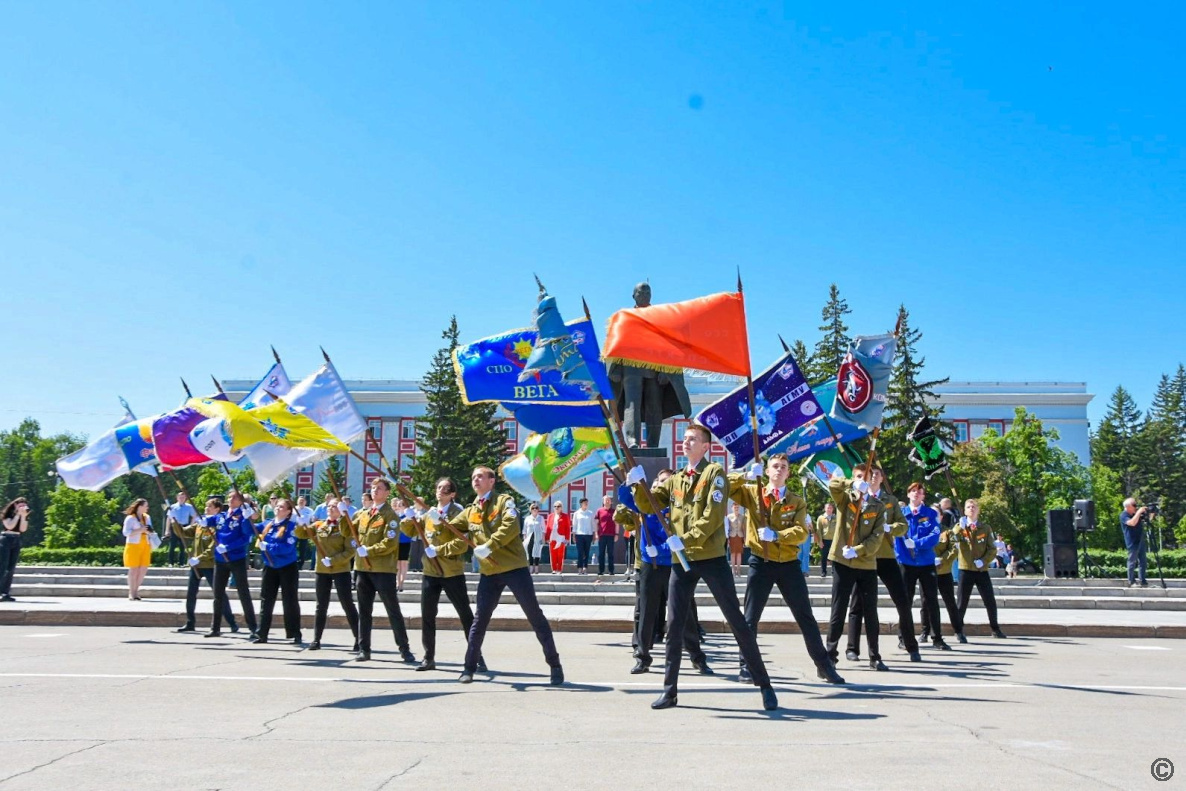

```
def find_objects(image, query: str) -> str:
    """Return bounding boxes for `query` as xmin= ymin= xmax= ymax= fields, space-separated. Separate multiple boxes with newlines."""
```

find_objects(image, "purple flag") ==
xmin=696 ymin=352 xmax=824 ymax=467
xmin=152 ymin=394 xmax=228 ymax=470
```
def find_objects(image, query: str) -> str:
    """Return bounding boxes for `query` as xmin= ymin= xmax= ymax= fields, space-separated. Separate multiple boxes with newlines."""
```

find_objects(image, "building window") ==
xmin=953 ymin=420 xmax=970 ymax=444
xmin=505 ymin=421 xmax=518 ymax=441
xmin=401 ymin=421 xmax=416 ymax=440
xmin=987 ymin=420 xmax=1006 ymax=436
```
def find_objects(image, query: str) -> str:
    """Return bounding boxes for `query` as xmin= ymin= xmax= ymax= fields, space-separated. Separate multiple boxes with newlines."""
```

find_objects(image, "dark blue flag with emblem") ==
xmin=696 ymin=352 xmax=823 ymax=467
xmin=767 ymin=378 xmax=870 ymax=461
xmin=908 ymin=416 xmax=949 ymax=480
xmin=830 ymin=333 xmax=896 ymax=430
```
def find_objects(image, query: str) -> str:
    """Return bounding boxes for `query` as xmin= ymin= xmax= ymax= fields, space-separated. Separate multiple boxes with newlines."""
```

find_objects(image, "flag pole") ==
xmin=583 ymin=297 xmax=689 ymax=571
xmin=209 ymin=376 xmax=274 ymax=567
xmin=776 ymin=335 xmax=862 ymax=467
xmin=738 ymin=271 xmax=770 ymax=559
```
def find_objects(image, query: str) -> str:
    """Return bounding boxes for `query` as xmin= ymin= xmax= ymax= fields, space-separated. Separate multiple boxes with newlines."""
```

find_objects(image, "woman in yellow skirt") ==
xmin=122 ymin=498 xmax=154 ymax=600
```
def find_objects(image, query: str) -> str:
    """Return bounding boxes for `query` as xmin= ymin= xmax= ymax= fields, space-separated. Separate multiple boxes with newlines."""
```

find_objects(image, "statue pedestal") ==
xmin=631 ymin=447 xmax=671 ymax=484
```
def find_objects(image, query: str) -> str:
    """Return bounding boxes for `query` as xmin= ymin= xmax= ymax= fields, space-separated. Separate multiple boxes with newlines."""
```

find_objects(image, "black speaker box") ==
xmin=1046 ymin=509 xmax=1075 ymax=545
xmin=1073 ymin=499 xmax=1096 ymax=532
xmin=1043 ymin=542 xmax=1078 ymax=578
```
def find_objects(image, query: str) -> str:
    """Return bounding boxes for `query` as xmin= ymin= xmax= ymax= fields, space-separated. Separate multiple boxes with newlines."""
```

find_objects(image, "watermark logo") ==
xmin=1152 ymin=758 xmax=1174 ymax=782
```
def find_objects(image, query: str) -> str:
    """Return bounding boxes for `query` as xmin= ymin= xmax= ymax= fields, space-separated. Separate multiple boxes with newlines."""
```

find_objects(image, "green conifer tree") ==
xmin=812 ymin=284 xmax=852 ymax=381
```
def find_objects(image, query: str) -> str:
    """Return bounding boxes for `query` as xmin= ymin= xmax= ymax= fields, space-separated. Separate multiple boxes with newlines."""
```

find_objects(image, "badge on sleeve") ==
xmin=287 ymin=536 xmax=295 ymax=545
xmin=714 ymin=476 xmax=724 ymax=488
xmin=712 ymin=490 xmax=724 ymax=503
xmin=386 ymin=529 xmax=396 ymax=538
xmin=507 ymin=504 xmax=518 ymax=518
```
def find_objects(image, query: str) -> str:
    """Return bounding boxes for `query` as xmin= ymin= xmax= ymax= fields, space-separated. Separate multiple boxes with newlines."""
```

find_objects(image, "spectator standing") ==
xmin=521 ymin=503 xmax=546 ymax=574
xmin=595 ymin=495 xmax=618 ymax=577
xmin=1121 ymin=498 xmax=1150 ymax=588
xmin=122 ymin=498 xmax=155 ymax=601
xmin=816 ymin=502 xmax=836 ymax=577
xmin=546 ymin=502 xmax=571 ymax=574
xmin=165 ymin=491 xmax=198 ymax=567
xmin=571 ymin=499 xmax=595 ymax=574
xmin=0 ymin=497 xmax=31 ymax=602
xmin=727 ymin=503 xmax=745 ymax=576
xmin=295 ymin=496 xmax=315 ymax=569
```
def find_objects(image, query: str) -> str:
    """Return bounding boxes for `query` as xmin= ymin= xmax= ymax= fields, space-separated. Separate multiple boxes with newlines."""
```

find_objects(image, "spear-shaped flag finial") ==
xmin=778 ymin=334 xmax=790 ymax=353
xmin=271 ymin=345 xmax=281 ymax=365
xmin=581 ymin=296 xmax=592 ymax=322
xmin=533 ymin=273 xmax=546 ymax=296
xmin=736 ymin=266 xmax=743 ymax=293
xmin=210 ymin=375 xmax=225 ymax=395
xmin=180 ymin=378 xmax=193 ymax=398
xmin=320 ymin=346 xmax=331 ymax=364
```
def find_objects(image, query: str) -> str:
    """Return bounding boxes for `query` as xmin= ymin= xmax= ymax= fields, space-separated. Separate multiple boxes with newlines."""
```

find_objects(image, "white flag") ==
xmin=243 ymin=360 xmax=366 ymax=490
xmin=57 ymin=415 xmax=158 ymax=491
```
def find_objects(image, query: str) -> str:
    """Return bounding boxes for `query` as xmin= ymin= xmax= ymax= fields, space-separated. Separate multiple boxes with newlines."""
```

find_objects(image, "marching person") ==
xmin=206 ymin=493 xmax=259 ymax=638
xmin=816 ymin=502 xmax=836 ymax=578
xmin=0 ymin=497 xmax=31 ymax=602
xmin=252 ymin=498 xmax=306 ymax=645
xmin=348 ymin=477 xmax=416 ymax=663
xmin=121 ymin=498 xmax=154 ymax=601
xmin=728 ymin=454 xmax=845 ymax=684
xmin=394 ymin=496 xmax=413 ymax=592
xmin=955 ymin=499 xmax=1007 ymax=639
xmin=628 ymin=423 xmax=778 ymax=711
xmin=825 ymin=468 xmax=888 ymax=671
xmin=176 ymin=511 xmax=238 ymax=633
xmin=921 ymin=525 xmax=965 ymax=644
xmin=895 ymin=482 xmax=951 ymax=651
xmin=165 ymin=491 xmax=198 ymax=567
xmin=845 ymin=465 xmax=922 ymax=663
xmin=295 ymin=498 xmax=359 ymax=651
xmin=616 ymin=471 xmax=710 ymax=675
xmin=521 ymin=503 xmax=545 ymax=574
xmin=546 ymin=501 xmax=570 ymax=575
xmin=402 ymin=477 xmax=485 ymax=672
xmin=448 ymin=466 xmax=563 ymax=686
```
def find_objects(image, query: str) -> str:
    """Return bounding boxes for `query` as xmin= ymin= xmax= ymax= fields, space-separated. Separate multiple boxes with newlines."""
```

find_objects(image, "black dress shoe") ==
xmin=909 ymin=651 xmax=922 ymax=662
xmin=738 ymin=666 xmax=752 ymax=683
xmin=203 ymin=631 xmax=221 ymax=638
xmin=176 ymin=625 xmax=196 ymax=633
xmin=760 ymin=685 xmax=778 ymax=711
xmin=292 ymin=637 xmax=304 ymax=647
xmin=630 ymin=660 xmax=650 ymax=675
xmin=354 ymin=651 xmax=371 ymax=662
xmin=250 ymin=634 xmax=267 ymax=644
xmin=845 ymin=650 xmax=860 ymax=662
xmin=955 ymin=631 xmax=968 ymax=644
xmin=458 ymin=672 xmax=474 ymax=684
xmin=817 ymin=664 xmax=846 ymax=684
xmin=476 ymin=659 xmax=488 ymax=673
xmin=307 ymin=641 xmax=321 ymax=651
xmin=933 ymin=640 xmax=952 ymax=651
xmin=230 ymin=626 xmax=241 ymax=634
xmin=651 ymin=693 xmax=678 ymax=710
xmin=691 ymin=658 xmax=714 ymax=675
xmin=919 ymin=631 xmax=931 ymax=643
xmin=550 ymin=666 xmax=565 ymax=686
xmin=992 ymin=628 xmax=1008 ymax=639
xmin=869 ymin=659 xmax=888 ymax=671
xmin=898 ymin=636 xmax=905 ymax=650
xmin=416 ymin=659 xmax=436 ymax=672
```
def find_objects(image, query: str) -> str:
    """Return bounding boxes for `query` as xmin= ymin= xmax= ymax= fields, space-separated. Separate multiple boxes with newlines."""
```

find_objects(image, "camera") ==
xmin=1140 ymin=501 xmax=1160 ymax=522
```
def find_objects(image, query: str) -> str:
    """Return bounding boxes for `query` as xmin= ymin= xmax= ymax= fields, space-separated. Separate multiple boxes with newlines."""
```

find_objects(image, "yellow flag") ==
xmin=187 ymin=398 xmax=349 ymax=454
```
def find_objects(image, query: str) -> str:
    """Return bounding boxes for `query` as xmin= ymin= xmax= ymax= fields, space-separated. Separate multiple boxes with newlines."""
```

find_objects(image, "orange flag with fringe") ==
xmin=603 ymin=291 xmax=751 ymax=377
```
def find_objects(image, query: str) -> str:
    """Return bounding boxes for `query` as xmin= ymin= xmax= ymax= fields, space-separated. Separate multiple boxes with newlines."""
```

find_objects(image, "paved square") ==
xmin=0 ymin=626 xmax=1179 ymax=789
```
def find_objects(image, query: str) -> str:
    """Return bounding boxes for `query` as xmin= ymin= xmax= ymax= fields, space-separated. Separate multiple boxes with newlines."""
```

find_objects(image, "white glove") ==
xmin=759 ymin=527 xmax=777 ymax=542
xmin=974 ymin=559 xmax=984 ymax=569
xmin=216 ymin=543 xmax=228 ymax=555
xmin=625 ymin=465 xmax=646 ymax=486
xmin=934 ymin=557 xmax=942 ymax=566
xmin=646 ymin=545 xmax=658 ymax=558
xmin=474 ymin=543 xmax=492 ymax=559
xmin=904 ymin=538 xmax=915 ymax=549
xmin=666 ymin=535 xmax=685 ymax=552
xmin=426 ymin=507 xmax=442 ymax=522
xmin=241 ymin=505 xmax=255 ymax=518
xmin=746 ymin=462 xmax=763 ymax=480
xmin=884 ymin=524 xmax=892 ymax=533
xmin=356 ymin=546 xmax=369 ymax=557
xmin=842 ymin=546 xmax=858 ymax=560
xmin=425 ymin=545 xmax=438 ymax=558
xmin=853 ymin=480 xmax=869 ymax=495
xmin=321 ymin=557 xmax=332 ymax=567
xmin=188 ymin=557 xmax=200 ymax=567
xmin=403 ymin=507 xmax=418 ymax=520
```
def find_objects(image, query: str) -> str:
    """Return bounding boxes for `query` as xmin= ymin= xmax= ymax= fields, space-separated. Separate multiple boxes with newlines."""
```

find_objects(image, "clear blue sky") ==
xmin=2 ymin=2 xmax=1181 ymax=441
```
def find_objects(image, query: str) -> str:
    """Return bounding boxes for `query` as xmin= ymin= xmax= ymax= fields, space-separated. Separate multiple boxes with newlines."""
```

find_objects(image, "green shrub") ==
xmin=17 ymin=547 xmax=172 ymax=566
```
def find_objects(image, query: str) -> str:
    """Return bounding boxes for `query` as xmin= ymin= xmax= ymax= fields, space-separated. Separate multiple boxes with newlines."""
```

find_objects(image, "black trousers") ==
xmin=0 ymin=533 xmax=21 ymax=596
xmin=212 ymin=558 xmax=258 ymax=634
xmin=819 ymin=539 xmax=832 ymax=576
xmin=901 ymin=563 xmax=943 ymax=642
xmin=742 ymin=556 xmax=830 ymax=672
xmin=827 ymin=563 xmax=880 ymax=661
xmin=624 ymin=536 xmax=636 ymax=572
xmin=958 ymin=569 xmax=1000 ymax=629
xmin=598 ymin=535 xmax=616 ymax=574
xmin=184 ymin=567 xmax=236 ymax=629
xmin=633 ymin=561 xmax=704 ymax=665
xmin=664 ymin=555 xmax=770 ymax=695
xmin=356 ymin=571 xmax=411 ymax=653
xmin=422 ymin=573 xmax=480 ymax=663
xmin=314 ymin=572 xmax=359 ymax=645
xmin=258 ymin=562 xmax=302 ymax=640
xmin=296 ymin=539 xmax=311 ymax=571
xmin=921 ymin=572 xmax=963 ymax=634
xmin=847 ymin=557 xmax=919 ymax=654
xmin=166 ymin=531 xmax=186 ymax=566
xmin=575 ymin=535 xmax=593 ymax=569
xmin=465 ymin=566 xmax=559 ymax=674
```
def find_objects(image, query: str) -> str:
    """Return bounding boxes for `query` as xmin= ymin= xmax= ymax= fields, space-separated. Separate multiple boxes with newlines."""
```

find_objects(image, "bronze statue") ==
xmin=607 ymin=282 xmax=693 ymax=448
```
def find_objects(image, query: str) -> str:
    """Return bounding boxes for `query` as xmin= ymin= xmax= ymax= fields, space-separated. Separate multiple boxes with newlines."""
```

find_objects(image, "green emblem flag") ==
xmin=799 ymin=445 xmax=863 ymax=494
xmin=499 ymin=427 xmax=617 ymax=501
xmin=908 ymin=416 xmax=949 ymax=480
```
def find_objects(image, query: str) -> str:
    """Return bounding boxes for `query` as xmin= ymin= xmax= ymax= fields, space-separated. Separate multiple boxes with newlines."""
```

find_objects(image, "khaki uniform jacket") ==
xmin=180 ymin=523 xmax=218 ymax=569
xmin=726 ymin=473 xmax=809 ymax=563
xmin=401 ymin=502 xmax=468 ymax=578
xmin=826 ymin=477 xmax=886 ymax=571
xmin=448 ymin=492 xmax=527 ymax=575
xmin=872 ymin=491 xmax=908 ymax=560
xmin=612 ymin=506 xmax=644 ymax=570
xmin=632 ymin=458 xmax=728 ymax=561
xmin=935 ymin=530 xmax=958 ymax=575
xmin=350 ymin=503 xmax=402 ymax=574
xmin=296 ymin=518 xmax=355 ymax=575
xmin=954 ymin=522 xmax=998 ymax=571
xmin=816 ymin=513 xmax=837 ymax=543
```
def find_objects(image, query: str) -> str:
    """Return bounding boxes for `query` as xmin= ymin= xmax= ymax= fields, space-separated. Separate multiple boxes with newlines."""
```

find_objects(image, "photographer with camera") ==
xmin=1121 ymin=498 xmax=1151 ymax=588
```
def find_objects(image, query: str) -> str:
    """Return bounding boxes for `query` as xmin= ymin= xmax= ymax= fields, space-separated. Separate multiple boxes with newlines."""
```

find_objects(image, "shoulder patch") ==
xmin=386 ymin=529 xmax=396 ymax=538
xmin=714 ymin=476 xmax=724 ymax=488
xmin=507 ymin=504 xmax=518 ymax=518
xmin=712 ymin=490 xmax=724 ymax=503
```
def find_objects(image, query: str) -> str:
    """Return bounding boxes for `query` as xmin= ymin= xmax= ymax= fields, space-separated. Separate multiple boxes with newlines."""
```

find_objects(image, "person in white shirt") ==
xmin=165 ymin=492 xmax=198 ymax=567
xmin=521 ymin=503 xmax=546 ymax=574
xmin=571 ymin=499 xmax=596 ymax=575
xmin=295 ymin=496 xmax=316 ymax=570
xmin=122 ymin=499 xmax=154 ymax=600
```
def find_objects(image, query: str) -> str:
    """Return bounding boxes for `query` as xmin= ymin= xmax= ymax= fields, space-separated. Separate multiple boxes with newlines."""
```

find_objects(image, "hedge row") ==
xmin=17 ymin=547 xmax=173 ymax=566
xmin=1086 ymin=549 xmax=1186 ymax=570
